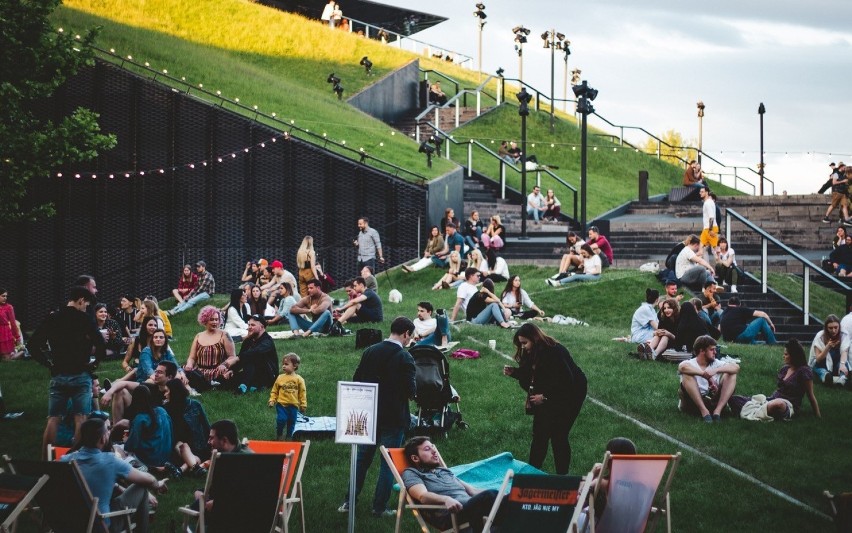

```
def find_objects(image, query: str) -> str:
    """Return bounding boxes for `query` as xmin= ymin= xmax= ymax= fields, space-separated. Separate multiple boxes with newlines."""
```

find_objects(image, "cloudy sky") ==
xmin=382 ymin=0 xmax=852 ymax=194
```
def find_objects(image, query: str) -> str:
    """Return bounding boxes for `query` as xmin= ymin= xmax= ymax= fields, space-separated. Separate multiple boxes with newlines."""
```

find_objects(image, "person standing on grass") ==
xmin=339 ymin=317 xmax=416 ymax=517
xmin=354 ymin=217 xmax=384 ymax=273
xmin=28 ymin=285 xmax=105 ymax=458
xmin=503 ymin=323 xmax=587 ymax=475
xmin=268 ymin=353 xmax=307 ymax=440
xmin=678 ymin=335 xmax=739 ymax=423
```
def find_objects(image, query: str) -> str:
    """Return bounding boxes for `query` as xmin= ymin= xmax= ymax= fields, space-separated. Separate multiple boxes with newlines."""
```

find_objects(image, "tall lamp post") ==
xmin=517 ymin=88 xmax=532 ymax=239
xmin=696 ymin=100 xmax=705 ymax=165
xmin=512 ymin=26 xmax=530 ymax=83
xmin=541 ymin=30 xmax=569 ymax=133
xmin=572 ymin=80 xmax=598 ymax=229
xmin=758 ymin=102 xmax=766 ymax=196
xmin=561 ymin=43 xmax=572 ymax=113
xmin=473 ymin=3 xmax=486 ymax=82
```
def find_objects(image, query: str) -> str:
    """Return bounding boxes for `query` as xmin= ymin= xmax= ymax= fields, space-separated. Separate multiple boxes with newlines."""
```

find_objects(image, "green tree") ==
xmin=0 ymin=0 xmax=116 ymax=226
xmin=643 ymin=129 xmax=696 ymax=165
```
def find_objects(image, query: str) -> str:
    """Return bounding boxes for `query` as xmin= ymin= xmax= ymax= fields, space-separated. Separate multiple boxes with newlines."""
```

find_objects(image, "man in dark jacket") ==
xmin=225 ymin=315 xmax=279 ymax=395
xmin=339 ymin=317 xmax=416 ymax=517
xmin=28 ymin=285 xmax=106 ymax=457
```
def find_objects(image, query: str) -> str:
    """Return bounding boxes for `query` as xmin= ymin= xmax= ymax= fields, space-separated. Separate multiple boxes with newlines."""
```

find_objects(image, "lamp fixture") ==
xmin=418 ymin=141 xmax=435 ymax=168
xmin=360 ymin=56 xmax=373 ymax=75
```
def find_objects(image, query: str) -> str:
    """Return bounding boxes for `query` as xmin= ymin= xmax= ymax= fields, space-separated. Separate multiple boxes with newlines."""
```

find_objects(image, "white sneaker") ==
xmin=730 ymin=285 xmax=738 ymax=293
xmin=549 ymin=273 xmax=561 ymax=280
xmin=835 ymin=375 xmax=847 ymax=386
xmin=546 ymin=279 xmax=558 ymax=287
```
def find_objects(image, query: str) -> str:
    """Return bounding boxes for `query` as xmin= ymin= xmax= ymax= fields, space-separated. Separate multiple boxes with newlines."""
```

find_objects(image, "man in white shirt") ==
xmin=450 ymin=268 xmax=481 ymax=322
xmin=675 ymin=235 xmax=714 ymax=289
xmin=526 ymin=185 xmax=546 ymax=222
xmin=413 ymin=301 xmax=450 ymax=347
xmin=678 ymin=335 xmax=739 ymax=422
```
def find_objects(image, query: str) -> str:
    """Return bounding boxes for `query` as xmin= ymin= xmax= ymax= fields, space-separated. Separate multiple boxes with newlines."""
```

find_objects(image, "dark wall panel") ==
xmin=2 ymin=60 xmax=428 ymax=327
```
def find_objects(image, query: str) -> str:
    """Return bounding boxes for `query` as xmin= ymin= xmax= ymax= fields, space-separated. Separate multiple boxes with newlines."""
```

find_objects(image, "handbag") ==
xmin=320 ymin=272 xmax=336 ymax=293
xmin=355 ymin=328 xmax=382 ymax=348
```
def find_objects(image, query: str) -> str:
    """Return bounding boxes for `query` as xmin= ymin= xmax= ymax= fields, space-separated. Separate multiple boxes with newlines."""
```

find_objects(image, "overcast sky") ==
xmin=382 ymin=0 xmax=852 ymax=194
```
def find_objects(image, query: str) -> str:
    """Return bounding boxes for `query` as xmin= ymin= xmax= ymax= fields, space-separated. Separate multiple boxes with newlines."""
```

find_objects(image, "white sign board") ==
xmin=335 ymin=381 xmax=378 ymax=445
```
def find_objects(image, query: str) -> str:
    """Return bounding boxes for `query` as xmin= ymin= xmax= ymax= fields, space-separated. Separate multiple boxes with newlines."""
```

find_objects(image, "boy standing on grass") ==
xmin=268 ymin=353 xmax=307 ymax=440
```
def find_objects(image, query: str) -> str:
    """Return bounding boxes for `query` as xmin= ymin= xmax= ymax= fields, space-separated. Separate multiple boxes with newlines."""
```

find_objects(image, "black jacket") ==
xmin=511 ymin=343 xmax=587 ymax=415
xmin=353 ymin=340 xmax=416 ymax=429
xmin=27 ymin=306 xmax=105 ymax=375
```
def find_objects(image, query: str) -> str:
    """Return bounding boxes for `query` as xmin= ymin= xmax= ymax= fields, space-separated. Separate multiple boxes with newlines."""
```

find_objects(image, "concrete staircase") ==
xmin=391 ymin=106 xmax=492 ymax=140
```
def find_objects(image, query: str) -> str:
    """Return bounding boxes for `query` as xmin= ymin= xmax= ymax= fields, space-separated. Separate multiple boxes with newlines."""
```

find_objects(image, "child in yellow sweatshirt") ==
xmin=268 ymin=353 xmax=307 ymax=439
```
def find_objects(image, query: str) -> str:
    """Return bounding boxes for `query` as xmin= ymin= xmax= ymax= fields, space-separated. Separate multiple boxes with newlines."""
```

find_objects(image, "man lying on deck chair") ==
xmin=401 ymin=437 xmax=506 ymax=533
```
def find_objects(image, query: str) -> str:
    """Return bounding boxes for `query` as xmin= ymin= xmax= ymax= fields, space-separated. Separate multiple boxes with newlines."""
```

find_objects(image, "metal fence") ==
xmin=2 ymin=60 xmax=425 ymax=327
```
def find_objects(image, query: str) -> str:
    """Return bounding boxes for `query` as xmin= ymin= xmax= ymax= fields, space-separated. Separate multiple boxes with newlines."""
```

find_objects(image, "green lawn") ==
xmin=1 ymin=266 xmax=844 ymax=532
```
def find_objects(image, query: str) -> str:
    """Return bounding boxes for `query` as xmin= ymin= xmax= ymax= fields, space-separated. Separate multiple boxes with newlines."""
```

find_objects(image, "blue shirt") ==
xmin=136 ymin=346 xmax=179 ymax=383
xmin=62 ymin=447 xmax=132 ymax=521
xmin=125 ymin=406 xmax=173 ymax=467
xmin=445 ymin=232 xmax=465 ymax=255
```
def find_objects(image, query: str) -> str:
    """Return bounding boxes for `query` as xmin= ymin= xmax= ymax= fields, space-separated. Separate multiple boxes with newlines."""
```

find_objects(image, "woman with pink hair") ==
xmin=184 ymin=306 xmax=236 ymax=390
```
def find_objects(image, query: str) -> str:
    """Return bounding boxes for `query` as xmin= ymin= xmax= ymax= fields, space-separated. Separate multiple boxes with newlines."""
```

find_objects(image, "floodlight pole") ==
xmin=697 ymin=101 xmax=705 ymax=165
xmin=518 ymin=91 xmax=530 ymax=240
xmin=477 ymin=18 xmax=484 ymax=83
xmin=758 ymin=102 xmax=765 ymax=196
xmin=580 ymin=98 xmax=588 ymax=229
xmin=549 ymin=30 xmax=556 ymax=133
xmin=517 ymin=43 xmax=524 ymax=83
xmin=562 ymin=49 xmax=569 ymax=113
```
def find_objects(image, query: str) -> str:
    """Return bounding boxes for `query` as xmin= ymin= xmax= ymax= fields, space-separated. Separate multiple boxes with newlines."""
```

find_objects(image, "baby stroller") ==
xmin=410 ymin=345 xmax=468 ymax=436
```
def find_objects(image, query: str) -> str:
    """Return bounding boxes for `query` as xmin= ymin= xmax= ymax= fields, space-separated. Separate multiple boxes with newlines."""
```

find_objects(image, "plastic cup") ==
xmin=488 ymin=340 xmax=496 ymax=350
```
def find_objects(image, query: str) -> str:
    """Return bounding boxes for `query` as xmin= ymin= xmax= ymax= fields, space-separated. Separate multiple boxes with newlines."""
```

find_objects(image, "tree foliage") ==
xmin=643 ymin=129 xmax=697 ymax=165
xmin=0 ymin=0 xmax=116 ymax=226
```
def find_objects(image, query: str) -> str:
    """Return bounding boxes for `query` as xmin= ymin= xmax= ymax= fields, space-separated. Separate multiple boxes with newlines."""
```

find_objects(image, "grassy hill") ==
xmin=52 ymin=0 xmax=738 ymax=220
xmin=0 ymin=266 xmax=841 ymax=532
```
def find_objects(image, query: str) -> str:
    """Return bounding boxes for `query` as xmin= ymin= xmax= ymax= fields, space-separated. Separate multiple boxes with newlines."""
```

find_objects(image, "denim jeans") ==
xmin=735 ymin=317 xmax=777 ymax=344
xmin=47 ymin=372 xmax=93 ymax=417
xmin=678 ymin=266 xmax=711 ymax=290
xmin=346 ymin=425 xmax=405 ymax=513
xmin=558 ymin=273 xmax=600 ymax=285
xmin=275 ymin=404 xmax=299 ymax=438
xmin=471 ymin=303 xmax=506 ymax=325
xmin=527 ymin=207 xmax=544 ymax=221
xmin=416 ymin=315 xmax=451 ymax=346
xmin=288 ymin=310 xmax=332 ymax=334
xmin=171 ymin=292 xmax=210 ymax=314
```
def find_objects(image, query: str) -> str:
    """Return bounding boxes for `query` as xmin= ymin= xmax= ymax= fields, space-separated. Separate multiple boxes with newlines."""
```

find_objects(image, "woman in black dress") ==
xmin=503 ymin=323 xmax=587 ymax=474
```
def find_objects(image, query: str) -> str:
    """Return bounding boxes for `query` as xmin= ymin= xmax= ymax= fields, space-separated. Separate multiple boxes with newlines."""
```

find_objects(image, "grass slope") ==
xmin=53 ymin=0 xmax=734 ymax=220
xmin=1 ymin=266 xmax=845 ymax=532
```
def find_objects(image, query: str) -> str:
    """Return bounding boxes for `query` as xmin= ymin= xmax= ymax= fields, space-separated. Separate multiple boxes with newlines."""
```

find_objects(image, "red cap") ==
xmin=271 ymin=260 xmax=284 ymax=269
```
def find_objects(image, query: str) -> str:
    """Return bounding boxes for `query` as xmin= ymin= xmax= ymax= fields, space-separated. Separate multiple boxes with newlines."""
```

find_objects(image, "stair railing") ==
xmin=725 ymin=208 xmax=849 ymax=325
xmin=415 ymin=72 xmax=500 ymax=134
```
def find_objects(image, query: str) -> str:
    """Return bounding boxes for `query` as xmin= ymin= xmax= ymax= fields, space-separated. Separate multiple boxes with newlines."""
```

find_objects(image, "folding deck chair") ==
xmin=482 ymin=471 xmax=592 ymax=533
xmin=0 ymin=472 xmax=49 ymax=533
xmin=380 ymin=446 xmax=512 ymax=533
xmin=246 ymin=440 xmax=310 ymax=533
xmin=179 ymin=451 xmax=291 ymax=533
xmin=45 ymin=445 xmax=70 ymax=462
xmin=587 ymin=452 xmax=681 ymax=533
xmin=8 ymin=458 xmax=137 ymax=533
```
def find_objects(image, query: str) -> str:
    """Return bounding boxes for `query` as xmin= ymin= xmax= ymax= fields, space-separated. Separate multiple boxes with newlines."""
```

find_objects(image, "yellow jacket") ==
xmin=269 ymin=373 xmax=307 ymax=412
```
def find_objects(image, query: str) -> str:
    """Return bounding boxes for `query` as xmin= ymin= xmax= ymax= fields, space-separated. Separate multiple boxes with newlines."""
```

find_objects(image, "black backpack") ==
xmin=355 ymin=328 xmax=383 ymax=348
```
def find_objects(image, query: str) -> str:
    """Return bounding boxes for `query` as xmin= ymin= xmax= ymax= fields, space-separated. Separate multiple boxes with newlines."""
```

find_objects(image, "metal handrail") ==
xmin=91 ymin=45 xmax=432 ymax=185
xmin=414 ymin=72 xmax=500 ymax=130
xmin=343 ymin=16 xmax=473 ymax=67
xmin=725 ymin=208 xmax=850 ymax=325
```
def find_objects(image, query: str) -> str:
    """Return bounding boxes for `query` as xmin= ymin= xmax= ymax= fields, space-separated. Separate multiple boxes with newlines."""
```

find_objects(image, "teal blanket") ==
xmin=450 ymin=452 xmax=546 ymax=492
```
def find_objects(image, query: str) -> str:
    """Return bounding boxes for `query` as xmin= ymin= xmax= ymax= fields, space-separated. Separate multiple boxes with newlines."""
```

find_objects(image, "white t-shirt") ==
xmin=702 ymin=198 xmax=717 ymax=229
xmin=583 ymin=255 xmax=602 ymax=275
xmin=675 ymin=247 xmax=697 ymax=279
xmin=527 ymin=192 xmax=544 ymax=209
xmin=456 ymin=282 xmax=478 ymax=312
xmin=717 ymin=247 xmax=736 ymax=267
xmin=489 ymin=257 xmax=510 ymax=279
xmin=630 ymin=302 xmax=657 ymax=343
xmin=841 ymin=312 xmax=852 ymax=346
xmin=679 ymin=357 xmax=727 ymax=395
xmin=414 ymin=317 xmax=436 ymax=338
xmin=502 ymin=288 xmax=535 ymax=311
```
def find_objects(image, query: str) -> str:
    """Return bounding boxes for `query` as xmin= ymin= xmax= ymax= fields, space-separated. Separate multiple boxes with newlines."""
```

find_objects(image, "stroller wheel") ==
xmin=457 ymin=421 xmax=470 ymax=430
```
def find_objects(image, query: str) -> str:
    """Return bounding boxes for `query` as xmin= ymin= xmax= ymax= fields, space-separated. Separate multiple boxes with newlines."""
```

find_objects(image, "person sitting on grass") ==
xmin=432 ymin=223 xmax=466 ymax=269
xmin=288 ymin=279 xmax=333 ymax=337
xmin=674 ymin=301 xmax=718 ymax=353
xmin=403 ymin=226 xmax=445 ymax=273
xmin=413 ymin=301 xmax=450 ymax=347
xmin=733 ymin=339 xmax=821 ymax=421
xmin=267 ymin=282 xmax=297 ymax=326
xmin=450 ymin=268 xmax=482 ymax=322
xmin=808 ymin=314 xmax=850 ymax=387
xmin=546 ymin=244 xmax=601 ymax=287
xmin=268 ymin=353 xmax=307 ymax=440
xmin=124 ymin=385 xmax=172 ymax=469
xmin=336 ymin=277 xmax=383 ymax=326
xmin=431 ymin=250 xmax=464 ymax=290
xmin=483 ymin=248 xmax=510 ymax=283
xmin=500 ymin=275 xmax=544 ymax=319
xmin=631 ymin=289 xmax=671 ymax=360
xmin=163 ymin=378 xmax=211 ymax=479
xmin=401 ymin=436 xmax=506 ymax=533
xmin=225 ymin=314 xmax=279 ymax=395
xmin=677 ymin=335 xmax=740 ymax=423
xmin=549 ymin=231 xmax=585 ymax=281
xmin=465 ymin=278 xmax=513 ymax=329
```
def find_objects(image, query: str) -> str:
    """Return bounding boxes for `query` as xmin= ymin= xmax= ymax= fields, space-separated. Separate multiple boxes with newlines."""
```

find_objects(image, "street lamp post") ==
xmin=541 ymin=30 xmax=568 ymax=133
xmin=758 ymin=102 xmax=766 ymax=196
xmin=572 ymin=80 xmax=598 ymax=229
xmin=562 ymin=44 xmax=571 ymax=113
xmin=473 ymin=4 xmax=486 ymax=82
xmin=517 ymin=88 xmax=532 ymax=239
xmin=697 ymin=100 xmax=705 ymax=165
xmin=512 ymin=26 xmax=529 ymax=83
